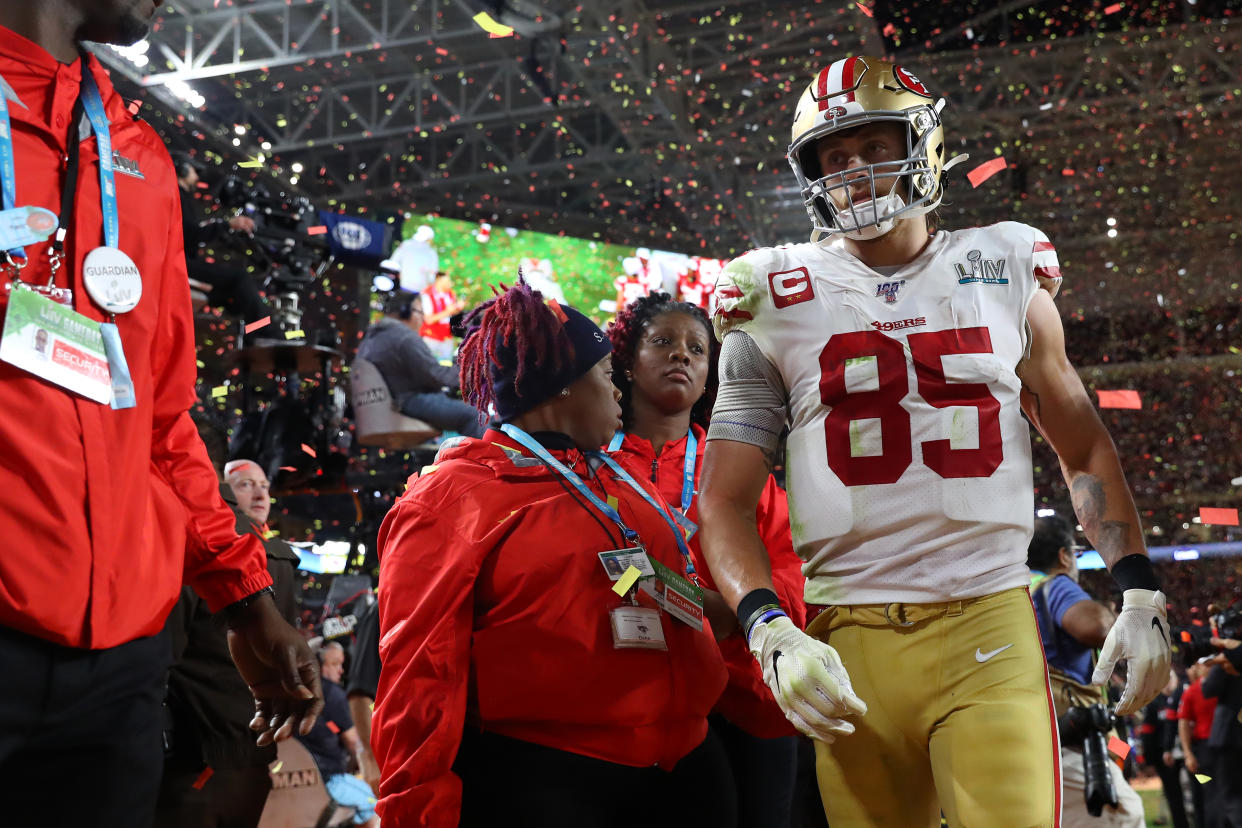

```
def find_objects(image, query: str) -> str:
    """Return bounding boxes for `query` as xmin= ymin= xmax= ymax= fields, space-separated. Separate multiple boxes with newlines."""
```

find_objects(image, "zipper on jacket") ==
xmin=651 ymin=458 xmax=658 ymax=483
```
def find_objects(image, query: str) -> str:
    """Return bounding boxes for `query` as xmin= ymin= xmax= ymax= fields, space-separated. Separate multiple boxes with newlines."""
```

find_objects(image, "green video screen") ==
xmin=383 ymin=214 xmax=723 ymax=324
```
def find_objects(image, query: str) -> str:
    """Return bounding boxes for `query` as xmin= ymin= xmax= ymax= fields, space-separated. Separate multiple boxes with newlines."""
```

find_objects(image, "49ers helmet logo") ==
xmin=893 ymin=65 xmax=932 ymax=98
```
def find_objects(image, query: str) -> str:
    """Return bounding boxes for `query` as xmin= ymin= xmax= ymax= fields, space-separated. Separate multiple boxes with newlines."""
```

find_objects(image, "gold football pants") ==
xmin=806 ymin=587 xmax=1060 ymax=827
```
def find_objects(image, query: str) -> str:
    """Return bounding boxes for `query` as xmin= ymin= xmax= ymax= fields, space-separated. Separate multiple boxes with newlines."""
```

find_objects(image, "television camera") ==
xmin=214 ymin=173 xmax=333 ymax=334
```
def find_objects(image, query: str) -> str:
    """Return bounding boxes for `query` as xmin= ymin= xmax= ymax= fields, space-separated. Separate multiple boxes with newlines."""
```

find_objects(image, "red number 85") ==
xmin=818 ymin=327 xmax=1003 ymax=486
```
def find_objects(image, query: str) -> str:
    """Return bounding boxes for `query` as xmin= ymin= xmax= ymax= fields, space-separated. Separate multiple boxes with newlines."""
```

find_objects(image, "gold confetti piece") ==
xmin=270 ymin=761 xmax=283 ymax=774
xmin=613 ymin=565 xmax=642 ymax=596
xmin=211 ymin=385 xmax=228 ymax=398
xmin=1196 ymin=774 xmax=1212 ymax=783
xmin=285 ymin=330 xmax=305 ymax=340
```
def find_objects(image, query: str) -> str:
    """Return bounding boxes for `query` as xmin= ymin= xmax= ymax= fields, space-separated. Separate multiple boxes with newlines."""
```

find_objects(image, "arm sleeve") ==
xmin=372 ymin=478 xmax=487 ymax=826
xmin=401 ymin=332 xmax=460 ymax=391
xmin=1202 ymin=666 xmax=1227 ymax=699
xmin=756 ymin=477 xmax=806 ymax=628
xmin=346 ymin=601 xmax=382 ymax=700
xmin=327 ymin=686 xmax=355 ymax=733
xmin=706 ymin=330 xmax=787 ymax=455
xmin=1044 ymin=575 xmax=1093 ymax=626
xmin=158 ymin=171 xmax=271 ymax=611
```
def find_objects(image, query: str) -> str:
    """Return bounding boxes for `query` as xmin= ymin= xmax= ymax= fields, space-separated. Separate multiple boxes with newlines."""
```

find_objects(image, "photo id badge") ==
xmin=609 ymin=606 xmax=667 ymax=650
xmin=82 ymin=246 xmax=142 ymax=315
xmin=0 ymin=206 xmax=58 ymax=251
xmin=598 ymin=546 xmax=656 ymax=582
xmin=0 ymin=287 xmax=112 ymax=403
xmin=639 ymin=556 xmax=706 ymax=631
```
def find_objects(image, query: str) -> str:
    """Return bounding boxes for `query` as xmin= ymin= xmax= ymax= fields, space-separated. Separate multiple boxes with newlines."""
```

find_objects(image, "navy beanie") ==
xmin=488 ymin=302 xmax=612 ymax=421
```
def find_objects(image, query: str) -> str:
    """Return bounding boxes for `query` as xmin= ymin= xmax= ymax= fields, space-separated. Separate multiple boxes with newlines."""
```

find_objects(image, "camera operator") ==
xmin=1028 ymin=515 xmax=1145 ymax=827
xmin=173 ymin=152 xmax=270 ymax=323
xmin=1202 ymin=632 xmax=1242 ymax=826
xmin=356 ymin=290 xmax=483 ymax=438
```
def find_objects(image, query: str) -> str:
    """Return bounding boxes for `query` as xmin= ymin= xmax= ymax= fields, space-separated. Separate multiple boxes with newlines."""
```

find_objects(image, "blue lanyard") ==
xmin=0 ymin=79 xmax=21 ymax=258
xmin=0 ymin=59 xmax=118 ymax=262
xmin=78 ymin=61 xmax=119 ymax=250
xmin=606 ymin=428 xmax=698 ymax=516
xmin=499 ymin=424 xmax=640 ymax=545
xmin=591 ymin=451 xmax=697 ymax=578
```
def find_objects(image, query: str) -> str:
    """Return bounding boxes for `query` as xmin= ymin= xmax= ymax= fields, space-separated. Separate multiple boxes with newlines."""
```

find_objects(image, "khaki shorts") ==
xmin=806 ymin=587 xmax=1061 ymax=827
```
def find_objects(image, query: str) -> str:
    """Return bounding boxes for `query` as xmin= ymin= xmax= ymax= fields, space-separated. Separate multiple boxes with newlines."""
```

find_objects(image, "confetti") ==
xmin=301 ymin=443 xmax=317 ymax=458
xmin=284 ymin=330 xmax=305 ymax=340
xmin=306 ymin=226 xmax=328 ymax=235
xmin=472 ymin=12 xmax=513 ymax=38
xmin=191 ymin=766 xmax=214 ymax=790
xmin=270 ymin=761 xmax=283 ymax=774
xmin=326 ymin=720 xmax=340 ymax=734
xmin=211 ymin=385 xmax=228 ymax=398
xmin=1196 ymin=774 xmax=1212 ymax=784
xmin=1199 ymin=508 xmax=1239 ymax=526
xmin=967 ymin=157 xmax=1007 ymax=188
xmin=1104 ymin=3 xmax=1123 ymax=13
xmin=1107 ymin=735 xmax=1130 ymax=760
xmin=1096 ymin=390 xmax=1142 ymax=410
xmin=245 ymin=316 xmax=271 ymax=334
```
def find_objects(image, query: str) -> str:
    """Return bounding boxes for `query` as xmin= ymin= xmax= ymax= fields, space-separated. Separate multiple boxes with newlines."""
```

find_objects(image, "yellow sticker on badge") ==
xmin=612 ymin=565 xmax=642 ymax=596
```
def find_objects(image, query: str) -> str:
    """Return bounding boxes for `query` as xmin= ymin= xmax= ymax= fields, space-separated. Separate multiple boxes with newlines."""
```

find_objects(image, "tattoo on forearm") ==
xmin=1070 ymin=474 xmax=1131 ymax=560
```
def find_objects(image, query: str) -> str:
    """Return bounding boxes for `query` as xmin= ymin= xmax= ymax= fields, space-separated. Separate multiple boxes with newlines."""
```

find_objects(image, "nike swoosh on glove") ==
xmin=1092 ymin=589 xmax=1171 ymax=716
xmin=749 ymin=616 xmax=867 ymax=742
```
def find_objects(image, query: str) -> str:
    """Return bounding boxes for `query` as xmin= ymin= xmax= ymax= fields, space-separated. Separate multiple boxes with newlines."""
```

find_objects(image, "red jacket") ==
xmin=609 ymin=425 xmax=807 ymax=738
xmin=374 ymin=430 xmax=728 ymax=827
xmin=1178 ymin=678 xmax=1217 ymax=743
xmin=0 ymin=29 xmax=270 ymax=648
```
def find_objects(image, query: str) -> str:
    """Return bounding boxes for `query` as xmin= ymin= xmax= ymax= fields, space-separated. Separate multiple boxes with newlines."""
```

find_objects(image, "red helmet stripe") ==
xmin=815 ymin=66 xmax=832 ymax=111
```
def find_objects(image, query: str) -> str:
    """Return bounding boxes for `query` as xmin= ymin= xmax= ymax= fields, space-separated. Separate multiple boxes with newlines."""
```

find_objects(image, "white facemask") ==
xmin=836 ymin=191 xmax=907 ymax=241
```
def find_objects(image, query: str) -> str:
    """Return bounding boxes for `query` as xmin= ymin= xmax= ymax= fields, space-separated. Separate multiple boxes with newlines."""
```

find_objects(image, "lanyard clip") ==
xmin=3 ymin=250 xmax=26 ymax=278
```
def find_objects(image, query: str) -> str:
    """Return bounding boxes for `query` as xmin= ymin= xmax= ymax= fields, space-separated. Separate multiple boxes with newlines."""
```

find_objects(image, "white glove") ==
xmin=1092 ymin=589 xmax=1172 ymax=716
xmin=749 ymin=615 xmax=867 ymax=742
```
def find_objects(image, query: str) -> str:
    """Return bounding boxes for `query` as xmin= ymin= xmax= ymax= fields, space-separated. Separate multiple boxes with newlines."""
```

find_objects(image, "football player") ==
xmin=697 ymin=55 xmax=1171 ymax=827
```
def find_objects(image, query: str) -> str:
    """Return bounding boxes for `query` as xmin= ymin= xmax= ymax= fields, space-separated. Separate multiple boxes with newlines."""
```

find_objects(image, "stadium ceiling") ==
xmin=99 ymin=0 xmax=1242 ymax=272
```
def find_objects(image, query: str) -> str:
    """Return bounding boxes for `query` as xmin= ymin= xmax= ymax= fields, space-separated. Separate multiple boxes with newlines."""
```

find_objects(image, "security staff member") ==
xmin=0 ymin=5 xmax=321 ymax=826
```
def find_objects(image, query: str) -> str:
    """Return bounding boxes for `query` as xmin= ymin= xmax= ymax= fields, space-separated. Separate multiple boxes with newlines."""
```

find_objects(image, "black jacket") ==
xmin=1201 ymin=648 xmax=1242 ymax=750
xmin=163 ymin=484 xmax=301 ymax=769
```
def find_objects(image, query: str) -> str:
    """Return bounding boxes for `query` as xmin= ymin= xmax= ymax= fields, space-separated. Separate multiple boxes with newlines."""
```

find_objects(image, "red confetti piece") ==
xmin=191 ymin=766 xmax=214 ymax=790
xmin=545 ymin=298 xmax=568 ymax=323
xmin=1107 ymin=735 xmax=1130 ymax=760
xmin=1199 ymin=507 xmax=1240 ymax=526
xmin=244 ymin=316 xmax=271 ymax=334
xmin=279 ymin=466 xmax=297 ymax=472
xmin=1061 ymin=168 xmax=1076 ymax=176
xmin=301 ymin=443 xmax=317 ymax=458
xmin=1181 ymin=630 xmax=1193 ymax=643
xmin=967 ymin=157 xmax=1007 ymax=188
xmin=1104 ymin=3 xmax=1122 ymax=13
xmin=326 ymin=720 xmax=340 ymax=734
xmin=855 ymin=2 xmax=873 ymax=17
xmin=307 ymin=226 xmax=328 ymax=235
xmin=126 ymin=100 xmax=141 ymax=115
xmin=1096 ymin=390 xmax=1142 ymax=410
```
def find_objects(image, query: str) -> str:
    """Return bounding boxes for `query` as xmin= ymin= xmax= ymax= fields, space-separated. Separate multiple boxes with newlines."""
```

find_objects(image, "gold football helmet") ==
xmin=789 ymin=56 xmax=965 ymax=241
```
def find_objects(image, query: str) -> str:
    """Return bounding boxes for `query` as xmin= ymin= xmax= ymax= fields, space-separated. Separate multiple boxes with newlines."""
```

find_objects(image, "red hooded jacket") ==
xmin=374 ymin=430 xmax=728 ymax=827
xmin=609 ymin=424 xmax=806 ymax=738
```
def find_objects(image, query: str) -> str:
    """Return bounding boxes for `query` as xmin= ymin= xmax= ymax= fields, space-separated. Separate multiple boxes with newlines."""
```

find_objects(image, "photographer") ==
xmin=173 ymin=152 xmax=270 ymax=323
xmin=1028 ymin=515 xmax=1144 ymax=827
xmin=1202 ymin=633 xmax=1242 ymax=826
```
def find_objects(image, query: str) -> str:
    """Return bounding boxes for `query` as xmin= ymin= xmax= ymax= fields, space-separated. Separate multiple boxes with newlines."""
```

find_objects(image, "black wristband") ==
xmin=225 ymin=585 xmax=275 ymax=621
xmin=737 ymin=588 xmax=782 ymax=630
xmin=1110 ymin=554 xmax=1160 ymax=592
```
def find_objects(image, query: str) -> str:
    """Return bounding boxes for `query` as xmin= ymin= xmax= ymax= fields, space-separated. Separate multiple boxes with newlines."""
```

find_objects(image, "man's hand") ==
xmin=228 ymin=215 xmax=256 ymax=234
xmin=359 ymin=748 xmax=382 ymax=796
xmin=749 ymin=616 xmax=867 ymax=742
xmin=1091 ymin=589 xmax=1172 ymax=715
xmin=1186 ymin=751 xmax=1200 ymax=773
xmin=226 ymin=595 xmax=324 ymax=746
xmin=1209 ymin=639 xmax=1241 ymax=676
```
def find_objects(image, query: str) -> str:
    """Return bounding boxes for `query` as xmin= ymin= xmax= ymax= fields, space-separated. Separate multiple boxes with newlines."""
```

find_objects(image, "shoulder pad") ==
xmin=1030 ymin=227 xmax=1062 ymax=298
xmin=711 ymin=247 xmax=788 ymax=340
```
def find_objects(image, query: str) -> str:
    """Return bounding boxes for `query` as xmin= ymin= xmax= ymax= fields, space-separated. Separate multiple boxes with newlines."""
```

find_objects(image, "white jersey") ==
xmin=713 ymin=221 xmax=1062 ymax=604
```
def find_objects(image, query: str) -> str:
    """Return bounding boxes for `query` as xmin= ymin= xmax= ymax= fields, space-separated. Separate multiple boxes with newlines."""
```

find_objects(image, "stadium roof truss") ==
xmin=97 ymin=0 xmax=1242 ymax=264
